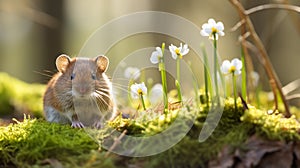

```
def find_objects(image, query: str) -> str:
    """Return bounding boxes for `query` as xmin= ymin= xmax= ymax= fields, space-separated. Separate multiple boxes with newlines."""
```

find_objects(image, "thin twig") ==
xmin=286 ymin=94 xmax=300 ymax=100
xmin=229 ymin=0 xmax=291 ymax=117
xmin=282 ymin=78 xmax=300 ymax=95
xmin=230 ymin=19 xmax=245 ymax=32
xmin=235 ymin=4 xmax=254 ymax=102
xmin=270 ymin=79 xmax=278 ymax=112
xmin=105 ymin=129 xmax=127 ymax=158
xmin=231 ymin=4 xmax=300 ymax=32
xmin=245 ymin=3 xmax=300 ymax=15
xmin=238 ymin=32 xmax=251 ymax=42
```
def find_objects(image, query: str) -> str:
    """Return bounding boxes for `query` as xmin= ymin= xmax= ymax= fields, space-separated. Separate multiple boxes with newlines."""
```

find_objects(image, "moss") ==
xmin=1 ymin=97 xmax=300 ymax=167
xmin=241 ymin=105 xmax=300 ymax=141
xmin=1 ymin=73 xmax=300 ymax=167
xmin=0 ymin=72 xmax=45 ymax=117
xmin=108 ymin=108 xmax=181 ymax=136
xmin=139 ymin=98 xmax=253 ymax=167
xmin=0 ymin=116 xmax=102 ymax=167
xmin=106 ymin=98 xmax=300 ymax=167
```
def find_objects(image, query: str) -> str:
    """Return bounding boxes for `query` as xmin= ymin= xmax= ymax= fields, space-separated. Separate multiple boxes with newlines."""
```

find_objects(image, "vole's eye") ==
xmin=91 ymin=73 xmax=96 ymax=80
xmin=71 ymin=73 xmax=75 ymax=80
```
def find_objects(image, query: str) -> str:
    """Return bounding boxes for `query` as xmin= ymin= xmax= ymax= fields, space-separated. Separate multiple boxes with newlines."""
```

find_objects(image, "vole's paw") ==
xmin=92 ymin=121 xmax=103 ymax=129
xmin=71 ymin=121 xmax=85 ymax=128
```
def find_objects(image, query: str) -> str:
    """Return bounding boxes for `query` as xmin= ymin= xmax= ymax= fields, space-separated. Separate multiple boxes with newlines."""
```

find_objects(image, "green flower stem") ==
xmin=201 ymin=43 xmax=211 ymax=108
xmin=213 ymin=33 xmax=220 ymax=105
xmin=175 ymin=80 xmax=182 ymax=103
xmin=160 ymin=43 xmax=168 ymax=112
xmin=177 ymin=58 xmax=181 ymax=82
xmin=176 ymin=58 xmax=183 ymax=103
xmin=140 ymin=94 xmax=146 ymax=110
xmin=241 ymin=48 xmax=247 ymax=101
xmin=232 ymin=73 xmax=237 ymax=111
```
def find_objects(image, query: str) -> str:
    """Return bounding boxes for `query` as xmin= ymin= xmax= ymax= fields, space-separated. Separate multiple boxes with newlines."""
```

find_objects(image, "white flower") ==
xmin=124 ymin=67 xmax=140 ymax=80
xmin=169 ymin=43 xmax=189 ymax=60
xmin=150 ymin=47 xmax=163 ymax=64
xmin=149 ymin=83 xmax=163 ymax=105
xmin=200 ymin=18 xmax=225 ymax=40
xmin=250 ymin=71 xmax=260 ymax=87
xmin=220 ymin=58 xmax=243 ymax=75
xmin=130 ymin=82 xmax=147 ymax=99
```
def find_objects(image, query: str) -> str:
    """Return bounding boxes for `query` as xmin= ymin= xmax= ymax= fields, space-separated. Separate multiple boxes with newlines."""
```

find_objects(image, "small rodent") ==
xmin=43 ymin=54 xmax=117 ymax=128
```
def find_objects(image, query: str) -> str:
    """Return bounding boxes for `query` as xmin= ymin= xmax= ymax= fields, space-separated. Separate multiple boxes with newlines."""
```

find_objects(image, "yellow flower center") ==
xmin=229 ymin=65 xmax=236 ymax=73
xmin=211 ymin=27 xmax=218 ymax=34
xmin=137 ymin=88 xmax=143 ymax=95
xmin=175 ymin=48 xmax=182 ymax=59
xmin=175 ymin=48 xmax=180 ymax=55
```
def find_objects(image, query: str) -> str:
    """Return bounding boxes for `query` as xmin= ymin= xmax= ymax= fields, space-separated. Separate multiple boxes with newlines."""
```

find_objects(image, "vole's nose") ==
xmin=79 ymin=87 xmax=88 ymax=94
xmin=74 ymin=85 xmax=90 ymax=97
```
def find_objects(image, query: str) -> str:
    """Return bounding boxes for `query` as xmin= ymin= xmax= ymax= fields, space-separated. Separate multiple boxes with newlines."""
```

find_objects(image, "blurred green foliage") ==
xmin=0 ymin=72 xmax=45 ymax=118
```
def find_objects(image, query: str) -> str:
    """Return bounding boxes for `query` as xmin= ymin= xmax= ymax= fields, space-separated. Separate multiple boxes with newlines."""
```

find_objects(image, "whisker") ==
xmin=96 ymin=87 xmax=111 ymax=93
xmin=111 ymin=86 xmax=130 ymax=94
xmin=112 ymin=83 xmax=129 ymax=88
xmin=34 ymin=70 xmax=55 ymax=78
xmin=90 ymin=96 xmax=102 ymax=111
xmin=94 ymin=93 xmax=111 ymax=109
xmin=95 ymin=90 xmax=112 ymax=100
xmin=112 ymin=85 xmax=129 ymax=91
xmin=110 ymin=78 xmax=134 ymax=82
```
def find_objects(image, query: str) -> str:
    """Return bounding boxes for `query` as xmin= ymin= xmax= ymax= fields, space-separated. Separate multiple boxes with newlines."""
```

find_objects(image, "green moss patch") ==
xmin=0 ymin=73 xmax=45 ymax=117
xmin=241 ymin=105 xmax=300 ymax=140
xmin=1 ymin=71 xmax=300 ymax=167
xmin=0 ymin=116 xmax=100 ymax=167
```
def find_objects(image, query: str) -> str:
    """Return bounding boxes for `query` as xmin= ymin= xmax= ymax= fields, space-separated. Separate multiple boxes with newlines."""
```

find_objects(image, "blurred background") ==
xmin=0 ymin=0 xmax=299 ymax=88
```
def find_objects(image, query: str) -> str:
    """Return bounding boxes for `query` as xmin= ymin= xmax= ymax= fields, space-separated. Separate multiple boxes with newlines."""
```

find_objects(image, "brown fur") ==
xmin=43 ymin=55 xmax=116 ymax=128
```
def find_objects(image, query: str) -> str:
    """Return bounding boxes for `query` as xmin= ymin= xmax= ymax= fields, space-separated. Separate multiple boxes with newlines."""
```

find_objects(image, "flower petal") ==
xmin=171 ymin=52 xmax=177 ymax=60
xmin=202 ymin=23 xmax=210 ymax=29
xmin=216 ymin=22 xmax=224 ymax=31
xmin=149 ymin=83 xmax=163 ymax=105
xmin=250 ymin=71 xmax=260 ymax=86
xmin=220 ymin=60 xmax=231 ymax=74
xmin=150 ymin=51 xmax=159 ymax=64
xmin=234 ymin=70 xmax=242 ymax=75
xmin=130 ymin=84 xmax=139 ymax=99
xmin=204 ymin=27 xmax=212 ymax=34
xmin=140 ymin=82 xmax=147 ymax=95
xmin=231 ymin=58 xmax=242 ymax=71
xmin=208 ymin=18 xmax=216 ymax=26
xmin=179 ymin=43 xmax=183 ymax=50
xmin=156 ymin=47 xmax=162 ymax=55
xmin=169 ymin=44 xmax=176 ymax=54
xmin=200 ymin=30 xmax=209 ymax=36
xmin=218 ymin=31 xmax=225 ymax=36
xmin=169 ymin=44 xmax=178 ymax=60
xmin=130 ymin=82 xmax=148 ymax=99
xmin=124 ymin=67 xmax=140 ymax=79
xmin=181 ymin=44 xmax=190 ymax=56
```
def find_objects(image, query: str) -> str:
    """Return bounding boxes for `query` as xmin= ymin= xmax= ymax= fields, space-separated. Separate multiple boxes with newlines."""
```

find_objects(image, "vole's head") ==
xmin=55 ymin=54 xmax=110 ymax=99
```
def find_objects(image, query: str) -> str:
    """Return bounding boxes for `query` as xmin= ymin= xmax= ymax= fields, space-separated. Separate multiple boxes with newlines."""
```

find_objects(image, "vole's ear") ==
xmin=95 ymin=55 xmax=109 ymax=73
xmin=56 ymin=54 xmax=71 ymax=73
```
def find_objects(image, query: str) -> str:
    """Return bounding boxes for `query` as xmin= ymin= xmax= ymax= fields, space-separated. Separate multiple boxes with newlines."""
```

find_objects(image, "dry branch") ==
xmin=229 ymin=0 xmax=291 ymax=117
